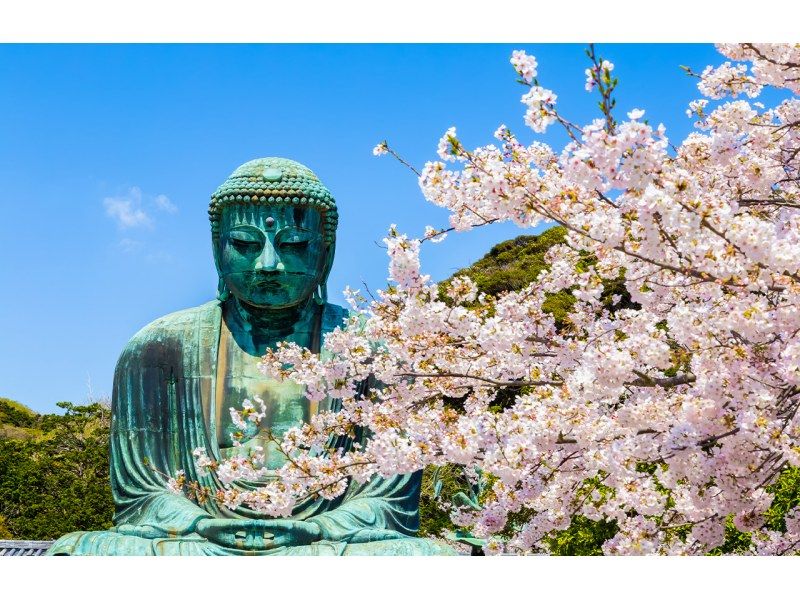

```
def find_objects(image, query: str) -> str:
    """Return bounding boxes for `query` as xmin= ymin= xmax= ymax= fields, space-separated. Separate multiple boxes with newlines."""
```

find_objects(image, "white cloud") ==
xmin=154 ymin=194 xmax=178 ymax=213
xmin=103 ymin=186 xmax=177 ymax=230
xmin=104 ymin=187 xmax=152 ymax=229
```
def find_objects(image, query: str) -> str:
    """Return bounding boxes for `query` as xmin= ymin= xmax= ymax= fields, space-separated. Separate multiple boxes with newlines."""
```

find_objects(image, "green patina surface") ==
xmin=47 ymin=158 xmax=456 ymax=556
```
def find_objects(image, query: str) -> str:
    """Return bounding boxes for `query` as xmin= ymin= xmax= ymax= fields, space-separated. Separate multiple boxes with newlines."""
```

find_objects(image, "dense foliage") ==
xmin=0 ymin=399 xmax=114 ymax=540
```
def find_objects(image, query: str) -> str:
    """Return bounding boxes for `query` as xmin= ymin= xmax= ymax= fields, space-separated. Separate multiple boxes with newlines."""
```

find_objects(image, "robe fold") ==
xmin=47 ymin=300 xmax=456 ymax=556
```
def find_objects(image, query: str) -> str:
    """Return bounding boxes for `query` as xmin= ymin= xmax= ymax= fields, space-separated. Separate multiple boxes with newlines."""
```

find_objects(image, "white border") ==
xmin=2 ymin=0 xmax=798 ymax=590
xmin=0 ymin=0 xmax=796 ymax=42
xmin=2 ymin=555 xmax=800 ymax=596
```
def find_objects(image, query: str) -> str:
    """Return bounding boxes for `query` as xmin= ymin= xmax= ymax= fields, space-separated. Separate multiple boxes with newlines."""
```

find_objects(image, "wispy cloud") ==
xmin=154 ymin=193 xmax=178 ymax=214
xmin=103 ymin=187 xmax=152 ymax=229
xmin=103 ymin=186 xmax=178 ymax=229
xmin=105 ymin=186 xmax=179 ymax=261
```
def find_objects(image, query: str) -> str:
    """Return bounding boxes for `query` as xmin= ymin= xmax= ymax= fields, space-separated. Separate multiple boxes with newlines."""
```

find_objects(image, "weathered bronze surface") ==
xmin=47 ymin=158 xmax=456 ymax=555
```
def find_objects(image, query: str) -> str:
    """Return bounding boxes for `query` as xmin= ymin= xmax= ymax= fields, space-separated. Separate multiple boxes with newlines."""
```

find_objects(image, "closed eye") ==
xmin=280 ymin=239 xmax=310 ymax=249
xmin=276 ymin=228 xmax=316 ymax=248
xmin=231 ymin=238 xmax=261 ymax=251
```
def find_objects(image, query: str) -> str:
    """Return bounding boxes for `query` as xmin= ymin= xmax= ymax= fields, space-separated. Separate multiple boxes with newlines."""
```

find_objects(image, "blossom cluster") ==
xmin=182 ymin=44 xmax=800 ymax=555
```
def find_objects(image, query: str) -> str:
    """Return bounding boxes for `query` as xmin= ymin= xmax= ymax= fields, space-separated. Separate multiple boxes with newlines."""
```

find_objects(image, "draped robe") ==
xmin=47 ymin=300 xmax=455 ymax=555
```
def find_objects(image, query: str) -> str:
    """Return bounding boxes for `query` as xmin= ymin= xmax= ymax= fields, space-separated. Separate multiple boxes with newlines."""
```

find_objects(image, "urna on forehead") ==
xmin=209 ymin=157 xmax=338 ymax=244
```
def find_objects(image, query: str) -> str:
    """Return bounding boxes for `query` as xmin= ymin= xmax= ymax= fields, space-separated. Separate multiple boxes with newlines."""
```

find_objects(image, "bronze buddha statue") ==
xmin=47 ymin=158 xmax=456 ymax=556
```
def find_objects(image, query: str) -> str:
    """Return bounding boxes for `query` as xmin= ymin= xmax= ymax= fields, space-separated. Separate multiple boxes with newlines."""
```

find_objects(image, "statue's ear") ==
xmin=321 ymin=241 xmax=335 ymax=285
xmin=315 ymin=241 xmax=335 ymax=305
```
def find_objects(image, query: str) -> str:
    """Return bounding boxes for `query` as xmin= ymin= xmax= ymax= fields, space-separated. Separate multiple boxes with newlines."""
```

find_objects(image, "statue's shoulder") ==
xmin=121 ymin=300 xmax=220 ymax=354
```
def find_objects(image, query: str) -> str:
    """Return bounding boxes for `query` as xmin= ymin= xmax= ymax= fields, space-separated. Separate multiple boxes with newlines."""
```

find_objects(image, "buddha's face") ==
xmin=215 ymin=204 xmax=329 ymax=309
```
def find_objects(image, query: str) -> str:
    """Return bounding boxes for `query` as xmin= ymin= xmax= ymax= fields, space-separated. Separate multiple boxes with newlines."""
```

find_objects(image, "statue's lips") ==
xmin=242 ymin=272 xmax=310 ymax=292
xmin=253 ymin=278 xmax=283 ymax=290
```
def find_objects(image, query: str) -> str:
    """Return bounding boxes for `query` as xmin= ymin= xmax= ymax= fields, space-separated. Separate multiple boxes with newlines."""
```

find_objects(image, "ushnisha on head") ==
xmin=210 ymin=158 xmax=337 ymax=310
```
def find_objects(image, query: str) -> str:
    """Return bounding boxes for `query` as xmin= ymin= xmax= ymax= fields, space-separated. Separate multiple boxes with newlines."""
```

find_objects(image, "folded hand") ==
xmin=195 ymin=518 xmax=322 ymax=551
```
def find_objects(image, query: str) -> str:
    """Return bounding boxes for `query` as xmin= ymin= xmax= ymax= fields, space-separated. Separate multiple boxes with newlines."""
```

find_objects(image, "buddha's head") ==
xmin=209 ymin=158 xmax=338 ymax=310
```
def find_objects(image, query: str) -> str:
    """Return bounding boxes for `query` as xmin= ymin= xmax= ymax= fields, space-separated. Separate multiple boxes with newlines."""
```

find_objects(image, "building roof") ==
xmin=0 ymin=540 xmax=53 ymax=556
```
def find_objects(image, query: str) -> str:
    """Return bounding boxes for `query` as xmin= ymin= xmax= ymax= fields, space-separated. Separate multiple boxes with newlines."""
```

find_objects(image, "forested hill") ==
xmin=446 ymin=224 xmax=636 ymax=321
xmin=0 ymin=398 xmax=114 ymax=540
xmin=449 ymin=226 xmax=567 ymax=296
xmin=0 ymin=398 xmax=40 ymax=441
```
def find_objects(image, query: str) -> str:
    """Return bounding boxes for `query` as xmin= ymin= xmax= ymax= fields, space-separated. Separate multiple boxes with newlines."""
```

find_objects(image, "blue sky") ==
xmin=0 ymin=43 xmax=724 ymax=413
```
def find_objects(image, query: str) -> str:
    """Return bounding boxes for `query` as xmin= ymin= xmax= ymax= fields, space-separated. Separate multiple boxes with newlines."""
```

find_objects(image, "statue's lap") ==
xmin=46 ymin=530 xmax=457 ymax=556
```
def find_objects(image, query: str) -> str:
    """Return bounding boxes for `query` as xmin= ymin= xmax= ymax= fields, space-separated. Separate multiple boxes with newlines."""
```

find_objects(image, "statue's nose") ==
xmin=255 ymin=239 xmax=284 ymax=272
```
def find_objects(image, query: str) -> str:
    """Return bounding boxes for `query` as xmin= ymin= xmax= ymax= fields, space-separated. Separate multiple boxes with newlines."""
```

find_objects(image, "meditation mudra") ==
xmin=48 ymin=158 xmax=455 ymax=556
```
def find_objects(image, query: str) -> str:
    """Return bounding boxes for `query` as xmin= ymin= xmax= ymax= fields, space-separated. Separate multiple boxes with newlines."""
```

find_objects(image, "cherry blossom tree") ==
xmin=182 ymin=43 xmax=800 ymax=555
